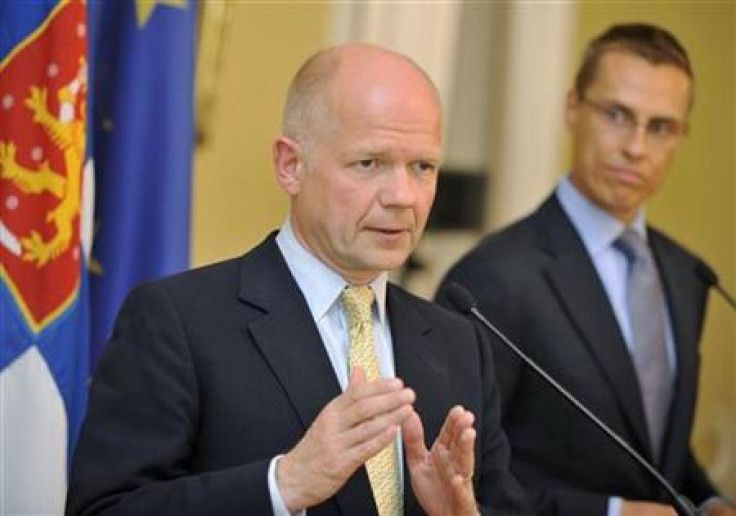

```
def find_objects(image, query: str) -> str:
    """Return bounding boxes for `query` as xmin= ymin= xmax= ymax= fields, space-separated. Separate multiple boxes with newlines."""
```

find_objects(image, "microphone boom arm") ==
xmin=461 ymin=300 xmax=699 ymax=516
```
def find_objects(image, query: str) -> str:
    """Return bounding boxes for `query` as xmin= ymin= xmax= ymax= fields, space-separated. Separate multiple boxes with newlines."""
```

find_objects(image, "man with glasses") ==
xmin=437 ymin=23 xmax=735 ymax=516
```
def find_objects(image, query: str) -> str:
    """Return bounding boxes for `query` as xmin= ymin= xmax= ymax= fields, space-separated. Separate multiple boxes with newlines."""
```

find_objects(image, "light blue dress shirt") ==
xmin=556 ymin=176 xmax=676 ymax=516
xmin=266 ymin=219 xmax=401 ymax=515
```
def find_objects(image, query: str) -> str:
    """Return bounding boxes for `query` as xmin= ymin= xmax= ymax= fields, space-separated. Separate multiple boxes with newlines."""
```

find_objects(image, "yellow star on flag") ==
xmin=135 ymin=0 xmax=187 ymax=28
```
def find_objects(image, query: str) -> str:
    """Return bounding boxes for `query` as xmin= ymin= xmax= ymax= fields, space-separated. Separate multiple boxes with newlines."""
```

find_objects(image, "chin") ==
xmin=364 ymin=254 xmax=410 ymax=274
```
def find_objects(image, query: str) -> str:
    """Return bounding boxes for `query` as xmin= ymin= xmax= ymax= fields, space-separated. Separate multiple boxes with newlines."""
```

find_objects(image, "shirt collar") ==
xmin=275 ymin=218 xmax=388 ymax=324
xmin=556 ymin=175 xmax=647 ymax=257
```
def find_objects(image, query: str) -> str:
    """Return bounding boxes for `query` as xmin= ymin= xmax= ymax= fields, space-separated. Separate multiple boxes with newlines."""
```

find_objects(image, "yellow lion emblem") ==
xmin=0 ymin=57 xmax=87 ymax=267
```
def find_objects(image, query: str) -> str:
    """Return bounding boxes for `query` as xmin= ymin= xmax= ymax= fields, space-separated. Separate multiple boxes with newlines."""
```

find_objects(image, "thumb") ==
xmin=348 ymin=365 xmax=367 ymax=385
xmin=401 ymin=409 xmax=427 ymax=466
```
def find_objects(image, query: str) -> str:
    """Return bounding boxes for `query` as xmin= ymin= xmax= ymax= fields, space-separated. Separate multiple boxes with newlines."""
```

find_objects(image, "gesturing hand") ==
xmin=403 ymin=405 xmax=479 ymax=516
xmin=277 ymin=367 xmax=415 ymax=512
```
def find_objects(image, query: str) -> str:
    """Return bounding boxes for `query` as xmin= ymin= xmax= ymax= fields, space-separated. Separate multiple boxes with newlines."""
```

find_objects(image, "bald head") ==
xmin=272 ymin=43 xmax=443 ymax=283
xmin=281 ymin=44 xmax=442 ymax=155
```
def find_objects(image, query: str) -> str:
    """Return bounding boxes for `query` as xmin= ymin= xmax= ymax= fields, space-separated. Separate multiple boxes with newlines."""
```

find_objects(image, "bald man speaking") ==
xmin=66 ymin=44 xmax=531 ymax=516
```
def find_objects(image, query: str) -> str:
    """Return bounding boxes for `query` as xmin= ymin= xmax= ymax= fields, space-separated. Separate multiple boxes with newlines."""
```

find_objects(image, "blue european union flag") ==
xmin=89 ymin=0 xmax=196 ymax=365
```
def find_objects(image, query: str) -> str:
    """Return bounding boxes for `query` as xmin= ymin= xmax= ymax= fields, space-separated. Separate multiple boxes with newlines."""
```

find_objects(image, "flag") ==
xmin=89 ymin=0 xmax=196 ymax=366
xmin=0 ymin=0 xmax=92 ymax=512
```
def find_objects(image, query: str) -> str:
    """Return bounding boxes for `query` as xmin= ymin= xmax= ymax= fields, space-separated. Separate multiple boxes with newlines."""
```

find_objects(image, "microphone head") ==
xmin=443 ymin=282 xmax=477 ymax=314
xmin=694 ymin=261 xmax=718 ymax=287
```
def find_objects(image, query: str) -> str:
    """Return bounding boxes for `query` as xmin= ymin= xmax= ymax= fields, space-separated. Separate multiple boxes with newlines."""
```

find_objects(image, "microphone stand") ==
xmin=445 ymin=284 xmax=700 ymax=516
xmin=696 ymin=262 xmax=736 ymax=310
xmin=712 ymin=282 xmax=736 ymax=311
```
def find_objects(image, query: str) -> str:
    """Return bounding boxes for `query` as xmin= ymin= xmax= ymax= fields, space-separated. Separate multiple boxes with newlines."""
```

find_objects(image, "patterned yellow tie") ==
xmin=341 ymin=286 xmax=402 ymax=516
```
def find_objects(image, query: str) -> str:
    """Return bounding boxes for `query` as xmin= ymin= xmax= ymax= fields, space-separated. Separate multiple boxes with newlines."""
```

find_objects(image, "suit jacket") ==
xmin=67 ymin=234 xmax=531 ymax=516
xmin=436 ymin=195 xmax=718 ymax=516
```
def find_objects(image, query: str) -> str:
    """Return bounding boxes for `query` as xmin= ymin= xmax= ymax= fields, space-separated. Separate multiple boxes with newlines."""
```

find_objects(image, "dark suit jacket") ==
xmin=67 ymin=234 xmax=531 ymax=516
xmin=436 ymin=195 xmax=718 ymax=516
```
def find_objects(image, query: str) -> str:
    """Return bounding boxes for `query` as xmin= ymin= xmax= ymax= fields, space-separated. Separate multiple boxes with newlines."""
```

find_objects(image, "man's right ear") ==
xmin=564 ymin=89 xmax=580 ymax=130
xmin=273 ymin=136 xmax=304 ymax=196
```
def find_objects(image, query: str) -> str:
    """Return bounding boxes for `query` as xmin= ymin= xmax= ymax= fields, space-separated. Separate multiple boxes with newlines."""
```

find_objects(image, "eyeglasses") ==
xmin=582 ymin=97 xmax=687 ymax=147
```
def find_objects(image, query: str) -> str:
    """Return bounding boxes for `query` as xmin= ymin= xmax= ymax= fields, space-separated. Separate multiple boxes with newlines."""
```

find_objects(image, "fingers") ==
xmin=453 ymin=422 xmax=476 ymax=482
xmin=339 ymin=401 xmax=413 ymax=451
xmin=401 ymin=409 xmax=427 ymax=468
xmin=341 ymin=371 xmax=416 ymax=429
xmin=437 ymin=405 xmax=475 ymax=449
xmin=336 ymin=370 xmax=415 ymax=456
xmin=407 ymin=407 xmax=478 ymax=515
xmin=436 ymin=440 xmax=475 ymax=497
xmin=432 ymin=433 xmax=476 ymax=486
xmin=277 ymin=374 xmax=414 ymax=511
xmin=434 ymin=406 xmax=476 ymax=482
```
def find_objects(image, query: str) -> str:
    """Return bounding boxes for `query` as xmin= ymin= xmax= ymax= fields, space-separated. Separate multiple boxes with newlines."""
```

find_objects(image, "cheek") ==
xmin=415 ymin=183 xmax=437 ymax=221
xmin=314 ymin=172 xmax=356 ymax=208
xmin=586 ymin=133 xmax=617 ymax=164
xmin=328 ymin=181 xmax=375 ymax=227
xmin=576 ymin=122 xmax=615 ymax=159
xmin=642 ymin=165 xmax=670 ymax=199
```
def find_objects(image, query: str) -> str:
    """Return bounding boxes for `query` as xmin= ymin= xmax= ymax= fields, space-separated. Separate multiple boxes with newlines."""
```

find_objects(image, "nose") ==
xmin=380 ymin=166 xmax=416 ymax=207
xmin=622 ymin=125 xmax=648 ymax=160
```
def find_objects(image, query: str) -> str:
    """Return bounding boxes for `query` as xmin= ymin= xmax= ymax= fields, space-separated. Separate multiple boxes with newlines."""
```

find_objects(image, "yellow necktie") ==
xmin=341 ymin=286 xmax=402 ymax=516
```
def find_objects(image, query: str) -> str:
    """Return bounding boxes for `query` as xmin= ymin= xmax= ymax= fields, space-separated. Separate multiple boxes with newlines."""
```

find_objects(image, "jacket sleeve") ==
xmin=66 ymin=283 xmax=274 ymax=516
xmin=681 ymin=449 xmax=720 ymax=505
xmin=471 ymin=322 xmax=535 ymax=516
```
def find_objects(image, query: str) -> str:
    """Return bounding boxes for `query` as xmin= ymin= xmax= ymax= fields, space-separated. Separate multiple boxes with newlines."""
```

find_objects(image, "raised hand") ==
xmin=277 ymin=367 xmax=415 ymax=511
xmin=403 ymin=405 xmax=479 ymax=516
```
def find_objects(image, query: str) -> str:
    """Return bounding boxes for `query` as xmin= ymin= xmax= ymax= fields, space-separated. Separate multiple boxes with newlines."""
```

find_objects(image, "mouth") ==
xmin=608 ymin=166 xmax=643 ymax=185
xmin=369 ymin=227 xmax=408 ymax=235
xmin=365 ymin=226 xmax=413 ymax=240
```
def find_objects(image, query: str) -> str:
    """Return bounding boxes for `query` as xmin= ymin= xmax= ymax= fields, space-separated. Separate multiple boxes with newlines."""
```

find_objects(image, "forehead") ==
xmin=320 ymin=58 xmax=443 ymax=156
xmin=329 ymin=114 xmax=443 ymax=166
xmin=587 ymin=51 xmax=692 ymax=118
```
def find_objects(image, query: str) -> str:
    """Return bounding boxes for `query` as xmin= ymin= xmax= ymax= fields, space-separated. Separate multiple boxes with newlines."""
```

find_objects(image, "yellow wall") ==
xmin=574 ymin=1 xmax=735 ymax=496
xmin=192 ymin=4 xmax=331 ymax=266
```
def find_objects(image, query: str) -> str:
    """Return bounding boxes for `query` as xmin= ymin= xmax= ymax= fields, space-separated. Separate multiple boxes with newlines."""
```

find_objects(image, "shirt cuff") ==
xmin=607 ymin=496 xmax=622 ymax=516
xmin=268 ymin=455 xmax=306 ymax=516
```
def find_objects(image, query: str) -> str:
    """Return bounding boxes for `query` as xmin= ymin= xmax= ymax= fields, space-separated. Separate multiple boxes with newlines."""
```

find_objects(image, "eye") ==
xmin=603 ymin=106 xmax=630 ymax=126
xmin=354 ymin=158 xmax=379 ymax=172
xmin=648 ymin=119 xmax=678 ymax=137
xmin=411 ymin=161 xmax=438 ymax=176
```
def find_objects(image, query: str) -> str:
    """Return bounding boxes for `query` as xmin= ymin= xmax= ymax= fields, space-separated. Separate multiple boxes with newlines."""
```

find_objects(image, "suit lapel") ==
xmin=237 ymin=236 xmax=375 ymax=515
xmin=239 ymin=236 xmax=341 ymax=429
xmin=535 ymin=197 xmax=653 ymax=457
xmin=649 ymin=231 xmax=700 ymax=476
xmin=388 ymin=286 xmax=452 ymax=515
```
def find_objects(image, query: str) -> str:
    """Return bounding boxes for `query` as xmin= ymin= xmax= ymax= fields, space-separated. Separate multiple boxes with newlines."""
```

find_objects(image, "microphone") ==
xmin=695 ymin=262 xmax=736 ymax=311
xmin=443 ymin=282 xmax=700 ymax=516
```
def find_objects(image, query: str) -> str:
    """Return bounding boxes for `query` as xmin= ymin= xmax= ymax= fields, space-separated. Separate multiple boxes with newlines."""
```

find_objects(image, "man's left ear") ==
xmin=273 ymin=136 xmax=305 ymax=196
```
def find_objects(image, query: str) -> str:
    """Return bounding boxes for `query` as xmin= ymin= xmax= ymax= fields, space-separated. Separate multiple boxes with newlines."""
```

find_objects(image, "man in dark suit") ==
xmin=67 ymin=44 xmax=530 ymax=515
xmin=437 ymin=24 xmax=735 ymax=516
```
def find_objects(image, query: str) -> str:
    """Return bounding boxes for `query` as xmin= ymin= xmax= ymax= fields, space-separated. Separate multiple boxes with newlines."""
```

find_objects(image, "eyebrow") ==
xmin=343 ymin=145 xmax=442 ymax=163
xmin=599 ymin=98 xmax=684 ymax=124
